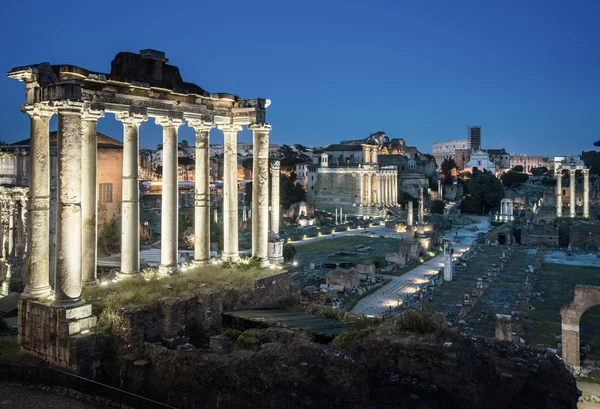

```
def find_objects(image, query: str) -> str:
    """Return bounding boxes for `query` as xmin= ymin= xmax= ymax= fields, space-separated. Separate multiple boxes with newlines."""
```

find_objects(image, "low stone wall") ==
xmin=521 ymin=224 xmax=559 ymax=247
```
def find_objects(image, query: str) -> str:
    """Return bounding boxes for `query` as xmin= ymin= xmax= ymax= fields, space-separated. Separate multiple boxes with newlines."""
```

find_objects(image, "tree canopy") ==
xmin=460 ymin=171 xmax=504 ymax=215
xmin=279 ymin=144 xmax=310 ymax=167
xmin=440 ymin=158 xmax=457 ymax=178
xmin=430 ymin=200 xmax=445 ymax=214
xmin=501 ymin=170 xmax=529 ymax=188
xmin=530 ymin=167 xmax=548 ymax=176
xmin=511 ymin=165 xmax=524 ymax=173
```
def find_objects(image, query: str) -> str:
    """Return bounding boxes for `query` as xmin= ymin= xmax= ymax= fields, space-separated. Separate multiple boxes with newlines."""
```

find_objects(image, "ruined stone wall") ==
xmin=568 ymin=221 xmax=600 ymax=249
xmin=521 ymin=224 xmax=559 ymax=247
xmin=313 ymin=171 xmax=358 ymax=213
xmin=442 ymin=184 xmax=463 ymax=202
xmin=398 ymin=173 xmax=428 ymax=198
xmin=248 ymin=271 xmax=295 ymax=309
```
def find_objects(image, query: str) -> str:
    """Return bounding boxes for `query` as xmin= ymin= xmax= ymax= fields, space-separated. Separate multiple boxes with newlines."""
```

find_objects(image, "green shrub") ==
xmin=221 ymin=328 xmax=243 ymax=342
xmin=331 ymin=327 xmax=374 ymax=350
xmin=283 ymin=243 xmax=297 ymax=261
xmin=430 ymin=200 xmax=445 ymax=214
xmin=396 ymin=310 xmax=439 ymax=334
xmin=0 ymin=315 xmax=7 ymax=332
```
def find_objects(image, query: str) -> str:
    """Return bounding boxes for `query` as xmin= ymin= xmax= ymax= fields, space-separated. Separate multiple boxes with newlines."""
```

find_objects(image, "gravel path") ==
xmin=0 ymin=384 xmax=99 ymax=408
xmin=351 ymin=216 xmax=491 ymax=316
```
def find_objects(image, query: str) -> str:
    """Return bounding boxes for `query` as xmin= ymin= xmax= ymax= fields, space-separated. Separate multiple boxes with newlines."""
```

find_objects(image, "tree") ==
xmin=594 ymin=140 xmax=600 ymax=147
xmin=153 ymin=165 xmax=163 ymax=180
xmin=440 ymin=158 xmax=457 ymax=178
xmin=430 ymin=200 xmax=445 ymax=214
xmin=530 ymin=166 xmax=548 ymax=176
xmin=241 ymin=157 xmax=253 ymax=170
xmin=501 ymin=170 xmax=529 ymax=187
xmin=512 ymin=165 xmax=524 ymax=173
xmin=99 ymin=215 xmax=120 ymax=255
xmin=279 ymin=145 xmax=310 ymax=167
xmin=283 ymin=243 xmax=296 ymax=262
xmin=280 ymin=174 xmax=305 ymax=208
xmin=461 ymin=171 xmax=504 ymax=215
xmin=178 ymin=156 xmax=195 ymax=181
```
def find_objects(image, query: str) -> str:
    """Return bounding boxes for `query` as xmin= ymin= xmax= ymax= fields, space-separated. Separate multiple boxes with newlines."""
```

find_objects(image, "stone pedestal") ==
xmin=417 ymin=223 xmax=425 ymax=234
xmin=495 ymin=314 xmax=513 ymax=341
xmin=18 ymin=297 xmax=102 ymax=377
xmin=267 ymin=237 xmax=284 ymax=265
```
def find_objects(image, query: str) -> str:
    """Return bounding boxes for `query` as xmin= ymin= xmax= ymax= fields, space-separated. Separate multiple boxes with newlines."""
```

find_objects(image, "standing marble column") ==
xmin=376 ymin=174 xmax=381 ymax=205
xmin=367 ymin=173 xmax=372 ymax=206
xmin=407 ymin=201 xmax=413 ymax=226
xmin=438 ymin=180 xmax=443 ymax=200
xmin=117 ymin=112 xmax=146 ymax=276
xmin=157 ymin=116 xmax=184 ymax=274
xmin=7 ymin=199 xmax=15 ymax=259
xmin=392 ymin=174 xmax=397 ymax=204
xmin=419 ymin=188 xmax=424 ymax=224
xmin=21 ymin=105 xmax=53 ymax=299
xmin=190 ymin=121 xmax=212 ymax=264
xmin=250 ymin=123 xmax=271 ymax=262
xmin=583 ymin=169 xmax=590 ymax=218
xmin=556 ymin=171 xmax=563 ymax=218
xmin=81 ymin=109 xmax=104 ymax=284
xmin=271 ymin=161 xmax=281 ymax=234
xmin=359 ymin=173 xmax=364 ymax=206
xmin=218 ymin=124 xmax=242 ymax=260
xmin=569 ymin=169 xmax=576 ymax=218
xmin=54 ymin=102 xmax=85 ymax=307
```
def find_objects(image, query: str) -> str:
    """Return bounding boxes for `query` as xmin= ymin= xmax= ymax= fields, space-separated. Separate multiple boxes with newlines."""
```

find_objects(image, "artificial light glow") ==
xmin=81 ymin=330 xmax=90 ymax=334
xmin=292 ymin=261 xmax=298 ymax=266
xmin=100 ymin=281 xmax=109 ymax=287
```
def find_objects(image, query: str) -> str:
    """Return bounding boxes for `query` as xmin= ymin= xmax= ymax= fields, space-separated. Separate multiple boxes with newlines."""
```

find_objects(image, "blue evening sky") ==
xmin=1 ymin=0 xmax=598 ymax=156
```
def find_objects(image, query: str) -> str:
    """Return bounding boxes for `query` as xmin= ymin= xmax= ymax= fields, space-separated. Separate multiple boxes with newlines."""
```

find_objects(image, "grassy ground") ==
xmin=84 ymin=265 xmax=276 ymax=312
xmin=527 ymin=263 xmax=600 ymax=360
xmin=293 ymin=235 xmax=399 ymax=264
xmin=0 ymin=341 xmax=19 ymax=363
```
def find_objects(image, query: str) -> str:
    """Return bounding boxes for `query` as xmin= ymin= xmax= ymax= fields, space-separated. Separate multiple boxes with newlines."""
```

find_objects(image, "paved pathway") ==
xmin=0 ymin=384 xmax=98 ymax=408
xmin=351 ymin=216 xmax=491 ymax=316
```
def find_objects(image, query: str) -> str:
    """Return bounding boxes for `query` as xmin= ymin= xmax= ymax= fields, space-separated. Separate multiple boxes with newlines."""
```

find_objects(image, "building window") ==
xmin=99 ymin=183 xmax=113 ymax=203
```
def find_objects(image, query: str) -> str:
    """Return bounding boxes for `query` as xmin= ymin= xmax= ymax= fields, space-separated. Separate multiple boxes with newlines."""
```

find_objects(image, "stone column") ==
xmin=444 ymin=241 xmax=453 ymax=281
xmin=438 ymin=180 xmax=442 ymax=200
xmin=407 ymin=201 xmax=413 ymax=226
xmin=271 ymin=161 xmax=281 ymax=234
xmin=569 ymin=169 xmax=576 ymax=218
xmin=583 ymin=169 xmax=590 ymax=218
xmin=81 ymin=109 xmax=103 ymax=284
xmin=367 ymin=173 xmax=372 ymax=206
xmin=54 ymin=102 xmax=85 ymax=307
xmin=21 ymin=105 xmax=53 ymax=299
xmin=556 ymin=171 xmax=563 ymax=218
xmin=392 ymin=174 xmax=397 ymax=204
xmin=156 ymin=116 xmax=184 ymax=274
xmin=219 ymin=124 xmax=242 ymax=260
xmin=419 ymin=188 xmax=424 ymax=224
xmin=359 ymin=173 xmax=364 ymax=206
xmin=189 ymin=121 xmax=212 ymax=264
xmin=376 ymin=174 xmax=381 ymax=205
xmin=250 ymin=123 xmax=271 ymax=262
xmin=117 ymin=112 xmax=146 ymax=276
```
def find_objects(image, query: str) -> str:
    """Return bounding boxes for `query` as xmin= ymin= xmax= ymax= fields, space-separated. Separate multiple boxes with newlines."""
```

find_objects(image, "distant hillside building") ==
xmin=510 ymin=155 xmax=553 ymax=173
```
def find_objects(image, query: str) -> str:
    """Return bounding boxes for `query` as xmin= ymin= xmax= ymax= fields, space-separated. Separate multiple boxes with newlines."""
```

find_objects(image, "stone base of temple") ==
xmin=18 ymin=297 xmax=103 ymax=377
xmin=267 ymin=239 xmax=284 ymax=265
xmin=158 ymin=265 xmax=179 ymax=275
xmin=192 ymin=259 xmax=211 ymax=267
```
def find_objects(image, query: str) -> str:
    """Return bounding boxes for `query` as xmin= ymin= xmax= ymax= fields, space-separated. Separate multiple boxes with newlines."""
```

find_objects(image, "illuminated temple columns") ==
xmin=219 ymin=124 xmax=242 ymax=260
xmin=556 ymin=172 xmax=563 ymax=218
xmin=117 ymin=112 xmax=146 ymax=276
xmin=157 ymin=116 xmax=183 ymax=275
xmin=419 ymin=188 xmax=424 ymax=224
xmin=250 ymin=124 xmax=271 ymax=262
xmin=271 ymin=161 xmax=281 ymax=234
xmin=359 ymin=174 xmax=364 ymax=206
xmin=81 ymin=109 xmax=104 ymax=284
xmin=438 ymin=180 xmax=442 ymax=200
xmin=21 ymin=105 xmax=53 ymax=299
xmin=189 ymin=120 xmax=212 ymax=265
xmin=583 ymin=169 xmax=590 ymax=218
xmin=376 ymin=175 xmax=381 ymax=205
xmin=407 ymin=200 xmax=413 ymax=226
xmin=367 ymin=173 xmax=372 ymax=206
xmin=569 ymin=169 xmax=576 ymax=218
xmin=54 ymin=102 xmax=85 ymax=307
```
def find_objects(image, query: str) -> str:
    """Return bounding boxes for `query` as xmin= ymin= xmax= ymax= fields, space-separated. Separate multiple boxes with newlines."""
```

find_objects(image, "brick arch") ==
xmin=560 ymin=285 xmax=600 ymax=371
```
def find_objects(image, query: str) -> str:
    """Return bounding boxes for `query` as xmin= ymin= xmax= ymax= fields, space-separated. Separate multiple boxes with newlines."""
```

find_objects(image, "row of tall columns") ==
xmin=555 ymin=169 xmax=591 ymax=219
xmin=358 ymin=172 xmax=397 ymax=206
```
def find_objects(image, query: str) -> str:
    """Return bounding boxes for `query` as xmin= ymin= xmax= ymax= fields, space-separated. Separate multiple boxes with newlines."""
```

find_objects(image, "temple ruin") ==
xmin=7 ymin=49 xmax=273 ymax=371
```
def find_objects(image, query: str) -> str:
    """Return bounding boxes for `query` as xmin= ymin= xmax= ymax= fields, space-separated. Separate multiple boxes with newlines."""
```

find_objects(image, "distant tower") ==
xmin=468 ymin=126 xmax=481 ymax=152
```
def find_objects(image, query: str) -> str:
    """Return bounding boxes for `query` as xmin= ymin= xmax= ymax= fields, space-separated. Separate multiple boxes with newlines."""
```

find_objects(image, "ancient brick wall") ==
xmin=568 ymin=222 xmax=600 ymax=249
xmin=313 ymin=171 xmax=358 ymax=213
xmin=97 ymin=149 xmax=123 ymax=229
xmin=521 ymin=224 xmax=559 ymax=247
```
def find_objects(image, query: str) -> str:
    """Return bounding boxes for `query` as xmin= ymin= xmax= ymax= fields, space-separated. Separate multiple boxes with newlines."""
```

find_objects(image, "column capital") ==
xmin=249 ymin=123 xmax=272 ymax=132
xmin=217 ymin=123 xmax=243 ymax=133
xmin=82 ymin=108 xmax=105 ymax=122
xmin=53 ymin=100 xmax=86 ymax=114
xmin=271 ymin=160 xmax=281 ymax=171
xmin=22 ymin=103 xmax=54 ymax=118
xmin=582 ymin=168 xmax=590 ymax=175
xmin=188 ymin=120 xmax=213 ymax=132
xmin=569 ymin=169 xmax=576 ymax=176
xmin=116 ymin=111 xmax=147 ymax=125
xmin=155 ymin=116 xmax=185 ymax=127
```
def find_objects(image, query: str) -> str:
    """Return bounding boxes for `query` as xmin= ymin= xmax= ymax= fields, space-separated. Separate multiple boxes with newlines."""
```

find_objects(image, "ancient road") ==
xmin=351 ymin=216 xmax=491 ymax=316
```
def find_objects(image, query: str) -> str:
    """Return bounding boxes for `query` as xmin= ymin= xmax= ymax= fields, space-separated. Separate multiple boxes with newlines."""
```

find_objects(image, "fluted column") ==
xmin=375 ymin=174 xmax=381 ymax=205
xmin=367 ymin=173 xmax=372 ymax=206
xmin=21 ymin=105 xmax=53 ymax=299
xmin=7 ymin=199 xmax=15 ymax=259
xmin=392 ymin=174 xmax=397 ymax=204
xmin=54 ymin=102 xmax=85 ymax=307
xmin=219 ymin=124 xmax=242 ymax=260
xmin=80 ymin=109 xmax=104 ymax=284
xmin=271 ymin=161 xmax=281 ymax=234
xmin=438 ymin=180 xmax=442 ymax=200
xmin=556 ymin=171 xmax=562 ymax=217
xmin=117 ymin=112 xmax=146 ymax=276
xmin=189 ymin=120 xmax=212 ymax=264
xmin=157 ymin=116 xmax=184 ymax=274
xmin=569 ymin=169 xmax=576 ymax=218
xmin=583 ymin=169 xmax=590 ymax=218
xmin=419 ymin=188 xmax=424 ymax=223
xmin=250 ymin=123 xmax=271 ymax=262
xmin=359 ymin=173 xmax=364 ymax=205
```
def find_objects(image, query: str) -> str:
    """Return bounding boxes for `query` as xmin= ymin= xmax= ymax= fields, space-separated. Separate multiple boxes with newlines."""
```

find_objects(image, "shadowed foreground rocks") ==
xmin=112 ymin=318 xmax=579 ymax=409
